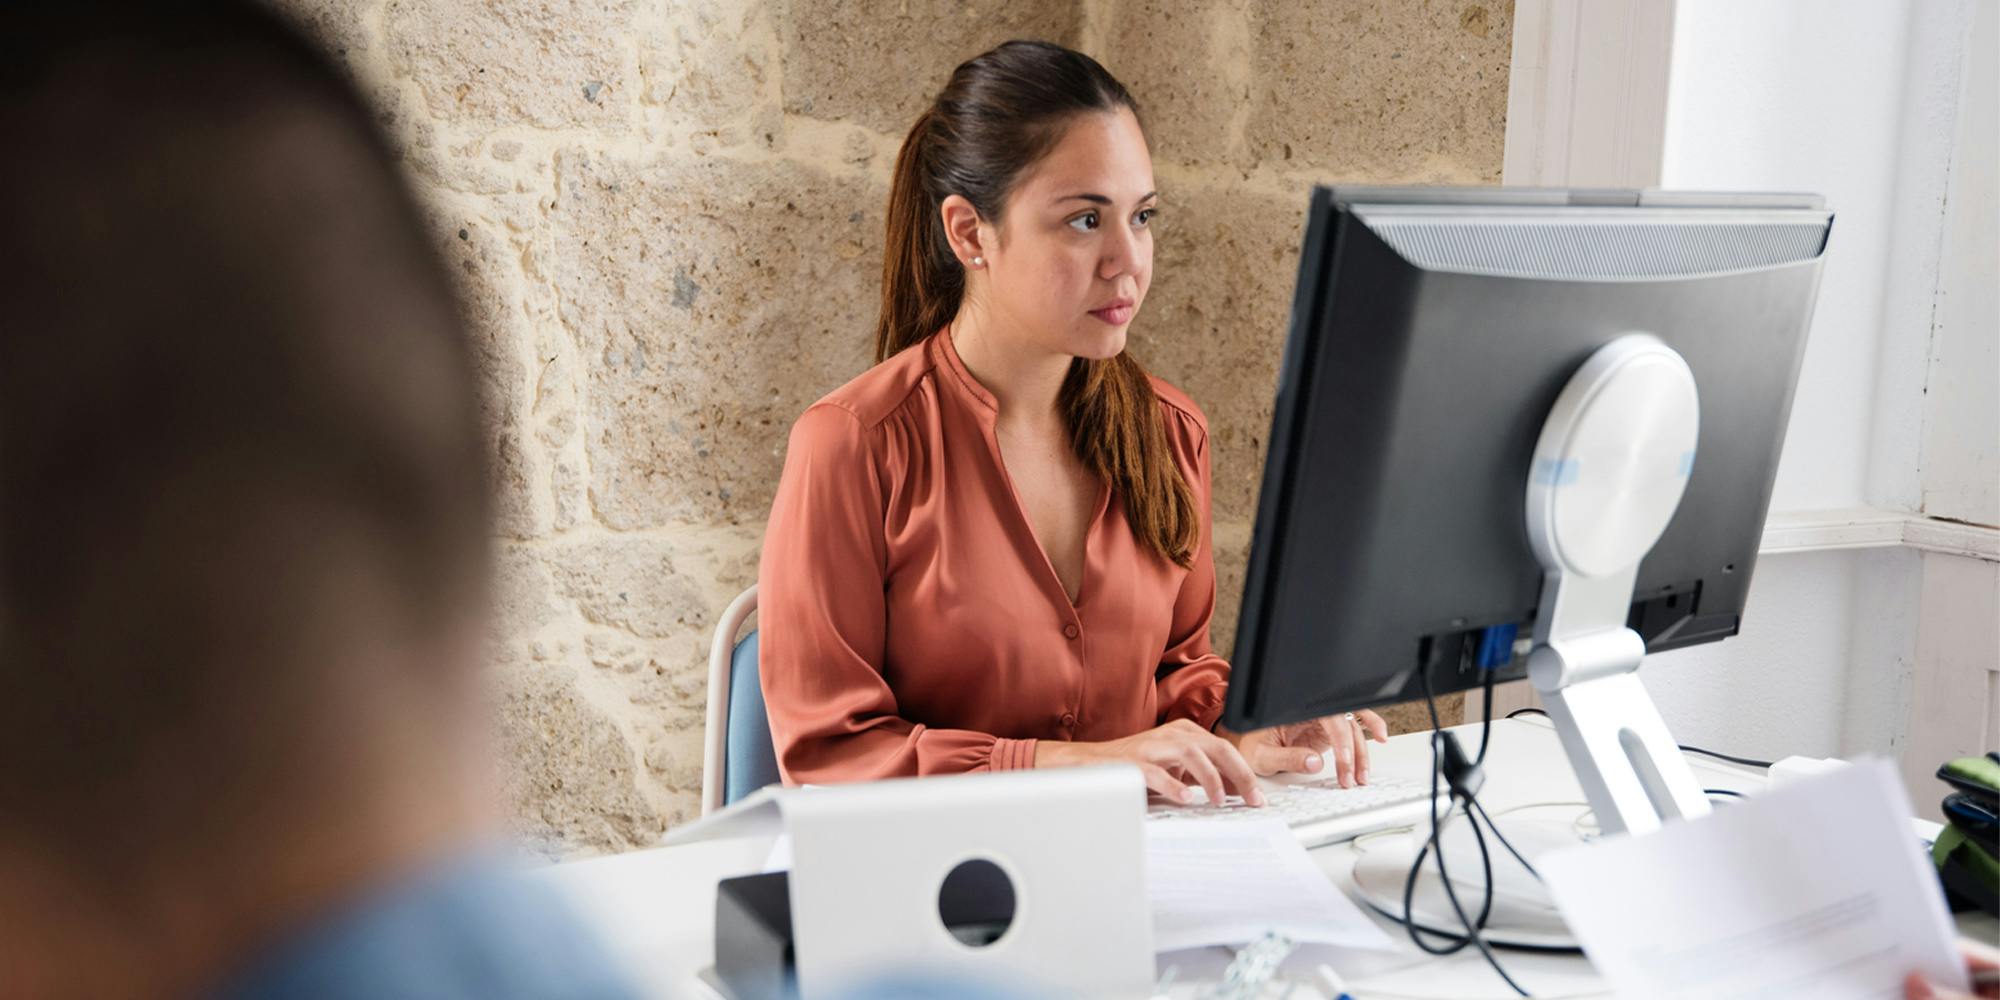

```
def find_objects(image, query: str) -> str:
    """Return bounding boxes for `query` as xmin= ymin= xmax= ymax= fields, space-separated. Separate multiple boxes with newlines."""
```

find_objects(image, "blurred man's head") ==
xmin=0 ymin=2 xmax=494 ymax=994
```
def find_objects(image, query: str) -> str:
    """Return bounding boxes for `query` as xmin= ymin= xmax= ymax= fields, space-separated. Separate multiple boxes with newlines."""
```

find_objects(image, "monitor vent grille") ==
xmin=1367 ymin=221 xmax=1827 ymax=279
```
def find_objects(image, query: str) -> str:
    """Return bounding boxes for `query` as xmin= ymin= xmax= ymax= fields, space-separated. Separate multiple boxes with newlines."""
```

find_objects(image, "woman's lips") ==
xmin=1089 ymin=303 xmax=1135 ymax=325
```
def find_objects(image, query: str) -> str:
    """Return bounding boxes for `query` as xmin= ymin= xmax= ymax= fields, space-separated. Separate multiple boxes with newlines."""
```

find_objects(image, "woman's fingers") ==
xmin=1358 ymin=709 xmax=1390 ymax=743
xmin=1352 ymin=720 xmax=1372 ymax=785
xmin=1904 ymin=970 xmax=1981 ymax=1000
xmin=1904 ymin=970 xmax=1935 ymax=1000
xmin=1175 ymin=743 xmax=1228 ymax=807
xmin=1966 ymin=939 xmax=2000 ymax=999
xmin=1960 ymin=937 xmax=2000 ymax=973
xmin=1138 ymin=762 xmax=1195 ymax=804
xmin=1244 ymin=740 xmax=1323 ymax=777
xmin=1330 ymin=727 xmax=1358 ymax=787
xmin=1288 ymin=719 xmax=1338 ymax=752
xmin=1203 ymin=736 xmax=1264 ymax=804
xmin=1126 ymin=722 xmax=1278 ymax=807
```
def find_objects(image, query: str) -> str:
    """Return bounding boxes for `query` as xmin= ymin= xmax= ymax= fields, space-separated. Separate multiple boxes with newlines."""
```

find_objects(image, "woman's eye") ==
xmin=1068 ymin=211 xmax=1100 ymax=233
xmin=1135 ymin=207 xmax=1157 ymax=227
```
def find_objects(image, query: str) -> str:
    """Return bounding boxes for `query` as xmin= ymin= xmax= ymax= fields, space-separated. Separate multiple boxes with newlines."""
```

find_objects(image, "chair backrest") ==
xmin=702 ymin=585 xmax=780 ymax=815
xmin=722 ymin=630 xmax=780 ymax=807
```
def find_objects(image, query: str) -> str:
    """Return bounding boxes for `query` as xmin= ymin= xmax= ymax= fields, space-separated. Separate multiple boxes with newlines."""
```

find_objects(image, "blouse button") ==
xmin=1061 ymin=712 xmax=1078 ymax=728
xmin=1062 ymin=623 xmax=1080 ymax=640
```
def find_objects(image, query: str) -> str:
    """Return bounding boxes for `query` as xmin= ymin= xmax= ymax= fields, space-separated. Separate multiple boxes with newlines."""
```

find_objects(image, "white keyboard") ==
xmin=1147 ymin=777 xmax=1443 ymax=848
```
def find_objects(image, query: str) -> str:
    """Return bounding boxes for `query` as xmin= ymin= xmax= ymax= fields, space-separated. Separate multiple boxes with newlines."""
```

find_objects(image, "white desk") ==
xmin=540 ymin=716 xmax=1995 ymax=998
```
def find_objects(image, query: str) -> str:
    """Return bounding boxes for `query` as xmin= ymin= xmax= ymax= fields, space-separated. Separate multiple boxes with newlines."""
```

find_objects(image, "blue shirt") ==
xmin=212 ymin=854 xmax=640 ymax=1000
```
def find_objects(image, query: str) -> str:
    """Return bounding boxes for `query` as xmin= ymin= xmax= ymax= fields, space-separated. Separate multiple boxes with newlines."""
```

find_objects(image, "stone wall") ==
xmin=275 ymin=0 xmax=1514 ymax=858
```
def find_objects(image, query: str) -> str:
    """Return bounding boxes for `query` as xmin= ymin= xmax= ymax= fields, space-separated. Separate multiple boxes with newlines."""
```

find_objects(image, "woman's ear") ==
xmin=939 ymin=194 xmax=988 ymax=267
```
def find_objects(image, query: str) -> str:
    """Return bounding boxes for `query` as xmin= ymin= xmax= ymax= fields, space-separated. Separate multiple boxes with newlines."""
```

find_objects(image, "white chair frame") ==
xmin=700 ymin=584 xmax=760 ymax=816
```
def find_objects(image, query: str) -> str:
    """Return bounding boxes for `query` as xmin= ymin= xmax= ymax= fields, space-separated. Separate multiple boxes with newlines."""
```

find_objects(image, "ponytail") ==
xmin=875 ymin=110 xmax=960 ymax=364
xmin=873 ymin=41 xmax=1199 ymax=568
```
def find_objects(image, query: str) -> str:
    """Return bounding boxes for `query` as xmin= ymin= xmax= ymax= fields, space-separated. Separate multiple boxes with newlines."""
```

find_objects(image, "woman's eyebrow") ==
xmin=1053 ymin=190 xmax=1160 ymax=206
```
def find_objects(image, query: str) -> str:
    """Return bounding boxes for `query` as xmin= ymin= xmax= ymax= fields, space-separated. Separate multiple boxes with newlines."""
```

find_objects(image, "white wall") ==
xmin=1604 ymin=1 xmax=1994 ymax=782
xmin=1493 ymin=1 xmax=1995 ymax=791
xmin=1644 ymin=548 xmax=1921 ymax=762
xmin=1919 ymin=0 xmax=2000 ymax=527
xmin=1660 ymin=0 xmax=1912 ymax=512
xmin=1901 ymin=0 xmax=2000 ymax=807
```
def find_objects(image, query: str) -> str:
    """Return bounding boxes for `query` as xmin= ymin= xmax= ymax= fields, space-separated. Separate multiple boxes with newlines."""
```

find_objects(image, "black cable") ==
xmin=1504 ymin=706 xmax=1777 ymax=769
xmin=1465 ymin=789 xmax=1496 ymax=929
xmin=1402 ymin=733 xmax=1472 ymax=956
xmin=1415 ymin=670 xmax=1531 ymax=996
xmin=1467 ymin=795 xmax=1541 ymax=882
xmin=1395 ymin=679 xmax=1583 ymax=959
xmin=1426 ymin=739 xmax=1529 ymax=993
xmin=1401 ymin=685 xmax=1485 ymax=956
xmin=1466 ymin=682 xmax=1544 ymax=884
xmin=1680 ymin=746 xmax=1776 ymax=769
xmin=1474 ymin=666 xmax=1496 ymax=767
xmin=1401 ymin=670 xmax=1503 ymax=956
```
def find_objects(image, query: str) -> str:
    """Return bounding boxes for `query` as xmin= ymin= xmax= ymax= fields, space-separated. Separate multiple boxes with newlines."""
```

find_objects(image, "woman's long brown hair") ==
xmin=874 ymin=40 xmax=1198 ymax=568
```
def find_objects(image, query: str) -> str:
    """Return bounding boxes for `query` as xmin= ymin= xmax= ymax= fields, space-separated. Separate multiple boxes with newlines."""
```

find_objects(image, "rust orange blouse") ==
xmin=757 ymin=327 xmax=1230 ymax=784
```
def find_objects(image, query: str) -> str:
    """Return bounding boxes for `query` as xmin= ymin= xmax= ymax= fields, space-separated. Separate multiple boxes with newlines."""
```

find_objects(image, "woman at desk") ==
xmin=758 ymin=40 xmax=1386 ymax=807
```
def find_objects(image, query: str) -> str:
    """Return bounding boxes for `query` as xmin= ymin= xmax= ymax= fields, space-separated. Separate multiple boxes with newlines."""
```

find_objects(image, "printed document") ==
xmin=1539 ymin=757 xmax=1968 ymax=999
xmin=1146 ymin=818 xmax=1396 ymax=953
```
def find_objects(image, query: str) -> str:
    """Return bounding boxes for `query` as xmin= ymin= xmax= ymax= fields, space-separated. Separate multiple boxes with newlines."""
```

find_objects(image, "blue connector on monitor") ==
xmin=1476 ymin=623 xmax=1518 ymax=671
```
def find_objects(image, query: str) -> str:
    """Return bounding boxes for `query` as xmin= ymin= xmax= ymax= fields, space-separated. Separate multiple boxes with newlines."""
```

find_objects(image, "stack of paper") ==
xmin=1145 ymin=818 xmax=1397 ymax=954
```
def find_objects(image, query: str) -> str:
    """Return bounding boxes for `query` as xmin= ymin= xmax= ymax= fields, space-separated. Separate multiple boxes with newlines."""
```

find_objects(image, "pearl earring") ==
xmin=970 ymin=256 xmax=984 ymax=268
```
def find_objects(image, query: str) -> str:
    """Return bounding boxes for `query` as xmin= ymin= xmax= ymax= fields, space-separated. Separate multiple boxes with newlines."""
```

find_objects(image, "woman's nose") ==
xmin=1100 ymin=224 xmax=1141 ymax=279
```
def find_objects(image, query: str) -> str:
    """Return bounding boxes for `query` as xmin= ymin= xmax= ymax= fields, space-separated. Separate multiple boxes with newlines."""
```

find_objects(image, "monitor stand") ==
xmin=1353 ymin=333 xmax=1715 ymax=948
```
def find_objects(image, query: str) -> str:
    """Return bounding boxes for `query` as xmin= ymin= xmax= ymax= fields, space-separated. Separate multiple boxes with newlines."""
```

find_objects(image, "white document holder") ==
xmin=664 ymin=764 xmax=1156 ymax=999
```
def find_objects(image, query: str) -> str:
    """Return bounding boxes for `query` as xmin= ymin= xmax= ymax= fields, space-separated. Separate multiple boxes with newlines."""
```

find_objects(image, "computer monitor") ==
xmin=1222 ymin=186 xmax=1831 ymax=834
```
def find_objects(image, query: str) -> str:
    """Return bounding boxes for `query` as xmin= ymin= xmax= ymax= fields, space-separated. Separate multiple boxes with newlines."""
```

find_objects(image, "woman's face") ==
xmin=972 ymin=107 xmax=1157 ymax=361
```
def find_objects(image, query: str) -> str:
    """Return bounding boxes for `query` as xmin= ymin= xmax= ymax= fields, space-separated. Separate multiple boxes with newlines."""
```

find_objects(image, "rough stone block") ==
xmin=425 ymin=197 xmax=551 ymax=538
xmin=774 ymin=0 xmax=1084 ymax=133
xmin=384 ymin=0 xmax=639 ymax=131
xmin=270 ymin=0 xmax=377 ymax=67
xmin=492 ymin=541 xmax=574 ymax=643
xmin=541 ymin=150 xmax=882 ymax=529
xmin=543 ymin=527 xmax=759 ymax=738
xmin=642 ymin=0 xmax=782 ymax=149
xmin=550 ymin=447 xmax=592 ymax=532
xmin=491 ymin=661 xmax=668 ymax=857
xmin=1129 ymin=179 xmax=1306 ymax=524
xmin=1095 ymin=0 xmax=1254 ymax=167
xmin=1378 ymin=693 xmax=1465 ymax=734
xmin=1245 ymin=0 xmax=1513 ymax=180
xmin=544 ymin=532 xmax=756 ymax=640
xmin=1210 ymin=517 xmax=1253 ymax=657
xmin=566 ymin=625 xmax=711 ymax=823
xmin=644 ymin=728 xmax=705 ymax=791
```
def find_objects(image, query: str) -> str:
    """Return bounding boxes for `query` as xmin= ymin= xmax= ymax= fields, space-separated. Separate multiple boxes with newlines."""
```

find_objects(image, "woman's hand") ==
xmin=1035 ymin=719 xmax=1265 ymax=807
xmin=1219 ymin=710 xmax=1390 ymax=787
xmin=1905 ymin=939 xmax=2000 ymax=999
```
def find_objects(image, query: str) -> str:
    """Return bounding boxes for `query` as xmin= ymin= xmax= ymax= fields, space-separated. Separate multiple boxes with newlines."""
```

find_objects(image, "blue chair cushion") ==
xmin=723 ymin=630 xmax=780 ymax=806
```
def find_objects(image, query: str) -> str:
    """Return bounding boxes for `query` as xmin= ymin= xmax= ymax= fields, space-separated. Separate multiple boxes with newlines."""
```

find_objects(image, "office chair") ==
xmin=700 ymin=584 xmax=780 ymax=815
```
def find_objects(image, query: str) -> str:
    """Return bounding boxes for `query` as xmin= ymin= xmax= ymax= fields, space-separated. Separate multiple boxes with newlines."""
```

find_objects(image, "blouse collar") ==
xmin=932 ymin=324 xmax=1000 ymax=420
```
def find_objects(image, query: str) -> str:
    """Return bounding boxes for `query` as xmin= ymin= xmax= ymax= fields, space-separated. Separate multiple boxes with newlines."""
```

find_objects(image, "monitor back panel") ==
xmin=1224 ymin=189 xmax=1830 ymax=730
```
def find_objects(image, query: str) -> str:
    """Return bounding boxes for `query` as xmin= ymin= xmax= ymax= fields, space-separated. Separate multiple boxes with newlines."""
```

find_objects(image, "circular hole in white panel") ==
xmin=937 ymin=857 xmax=1016 ymax=948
